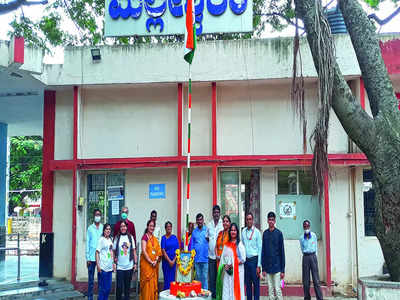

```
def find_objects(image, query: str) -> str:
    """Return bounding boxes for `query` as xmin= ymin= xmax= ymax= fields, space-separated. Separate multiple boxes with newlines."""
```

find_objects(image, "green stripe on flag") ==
xmin=184 ymin=26 xmax=196 ymax=64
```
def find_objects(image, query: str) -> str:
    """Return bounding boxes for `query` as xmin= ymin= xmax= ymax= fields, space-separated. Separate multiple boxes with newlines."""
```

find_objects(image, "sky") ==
xmin=0 ymin=0 xmax=399 ymax=64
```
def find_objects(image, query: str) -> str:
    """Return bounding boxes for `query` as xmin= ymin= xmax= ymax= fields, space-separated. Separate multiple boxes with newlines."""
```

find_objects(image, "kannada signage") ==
xmin=105 ymin=0 xmax=253 ymax=36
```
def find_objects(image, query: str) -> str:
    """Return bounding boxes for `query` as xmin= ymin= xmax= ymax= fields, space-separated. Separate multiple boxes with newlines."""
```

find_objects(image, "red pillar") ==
xmin=360 ymin=78 xmax=365 ymax=110
xmin=41 ymin=91 xmax=56 ymax=233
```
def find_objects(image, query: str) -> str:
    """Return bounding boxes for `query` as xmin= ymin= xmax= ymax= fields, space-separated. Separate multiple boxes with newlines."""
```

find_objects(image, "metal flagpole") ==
xmin=185 ymin=64 xmax=192 ymax=251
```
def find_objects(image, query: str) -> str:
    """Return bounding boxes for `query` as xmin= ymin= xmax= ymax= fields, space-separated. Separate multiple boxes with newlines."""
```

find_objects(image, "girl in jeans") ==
xmin=113 ymin=221 xmax=138 ymax=300
xmin=96 ymin=223 xmax=115 ymax=300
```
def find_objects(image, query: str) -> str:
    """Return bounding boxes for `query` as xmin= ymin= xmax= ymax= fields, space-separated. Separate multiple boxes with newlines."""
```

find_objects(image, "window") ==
xmin=87 ymin=172 xmax=125 ymax=227
xmin=278 ymin=169 xmax=312 ymax=195
xmin=363 ymin=169 xmax=376 ymax=236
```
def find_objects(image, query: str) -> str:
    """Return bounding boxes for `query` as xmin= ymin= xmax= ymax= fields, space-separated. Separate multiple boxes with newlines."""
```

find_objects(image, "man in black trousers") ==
xmin=299 ymin=220 xmax=323 ymax=300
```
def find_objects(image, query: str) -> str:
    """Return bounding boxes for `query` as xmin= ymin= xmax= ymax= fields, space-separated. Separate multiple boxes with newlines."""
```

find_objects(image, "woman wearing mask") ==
xmin=161 ymin=221 xmax=180 ymax=290
xmin=96 ymin=223 xmax=115 ymax=300
xmin=113 ymin=221 xmax=137 ymax=300
xmin=216 ymin=223 xmax=246 ymax=300
xmin=140 ymin=219 xmax=162 ymax=300
xmin=215 ymin=215 xmax=231 ymax=267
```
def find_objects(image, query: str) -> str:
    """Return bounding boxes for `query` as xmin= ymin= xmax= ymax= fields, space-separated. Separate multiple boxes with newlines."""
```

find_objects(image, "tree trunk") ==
xmin=294 ymin=0 xmax=400 ymax=281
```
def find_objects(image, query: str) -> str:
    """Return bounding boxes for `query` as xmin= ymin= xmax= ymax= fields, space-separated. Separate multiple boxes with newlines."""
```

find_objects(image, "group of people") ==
xmin=86 ymin=205 xmax=324 ymax=300
xmin=86 ymin=207 xmax=165 ymax=300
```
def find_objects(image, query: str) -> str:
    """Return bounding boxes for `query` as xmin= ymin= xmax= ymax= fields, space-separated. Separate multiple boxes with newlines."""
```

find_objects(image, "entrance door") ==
xmin=220 ymin=169 xmax=260 ymax=230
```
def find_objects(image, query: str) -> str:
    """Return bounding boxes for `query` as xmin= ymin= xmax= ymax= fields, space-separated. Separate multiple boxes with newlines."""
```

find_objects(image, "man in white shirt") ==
xmin=242 ymin=212 xmax=262 ymax=300
xmin=151 ymin=210 xmax=162 ymax=242
xmin=206 ymin=205 xmax=223 ymax=299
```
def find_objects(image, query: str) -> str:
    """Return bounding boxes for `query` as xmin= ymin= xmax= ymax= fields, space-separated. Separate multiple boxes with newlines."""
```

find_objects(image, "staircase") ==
xmin=0 ymin=279 xmax=84 ymax=300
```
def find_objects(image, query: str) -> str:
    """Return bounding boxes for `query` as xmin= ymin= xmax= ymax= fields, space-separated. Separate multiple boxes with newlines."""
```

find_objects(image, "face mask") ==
xmin=121 ymin=213 xmax=128 ymax=220
xmin=304 ymin=229 xmax=310 ymax=234
xmin=94 ymin=216 xmax=101 ymax=223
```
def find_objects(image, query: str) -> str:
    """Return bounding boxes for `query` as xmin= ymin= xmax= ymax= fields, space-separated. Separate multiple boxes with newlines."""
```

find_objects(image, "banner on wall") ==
xmin=105 ymin=0 xmax=253 ymax=36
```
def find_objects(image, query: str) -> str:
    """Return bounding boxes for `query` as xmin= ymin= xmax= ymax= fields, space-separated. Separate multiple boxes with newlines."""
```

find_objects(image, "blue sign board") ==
xmin=149 ymin=184 xmax=166 ymax=199
xmin=105 ymin=0 xmax=253 ymax=36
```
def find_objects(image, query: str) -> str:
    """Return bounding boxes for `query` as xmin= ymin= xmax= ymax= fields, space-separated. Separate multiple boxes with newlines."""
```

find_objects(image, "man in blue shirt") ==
xmin=242 ymin=212 xmax=262 ymax=300
xmin=191 ymin=213 xmax=209 ymax=290
xmin=86 ymin=209 xmax=103 ymax=300
xmin=261 ymin=211 xmax=285 ymax=300
xmin=299 ymin=220 xmax=323 ymax=300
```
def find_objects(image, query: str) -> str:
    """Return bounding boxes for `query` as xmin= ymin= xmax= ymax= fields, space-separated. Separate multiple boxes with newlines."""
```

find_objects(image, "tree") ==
xmin=0 ymin=0 xmax=48 ymax=15
xmin=293 ymin=0 xmax=400 ymax=282
xmin=9 ymin=136 xmax=42 ymax=216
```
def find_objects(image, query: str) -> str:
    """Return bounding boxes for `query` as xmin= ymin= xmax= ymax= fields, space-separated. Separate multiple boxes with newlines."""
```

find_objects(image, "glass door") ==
xmin=220 ymin=169 xmax=260 ymax=230
xmin=220 ymin=170 xmax=241 ymax=227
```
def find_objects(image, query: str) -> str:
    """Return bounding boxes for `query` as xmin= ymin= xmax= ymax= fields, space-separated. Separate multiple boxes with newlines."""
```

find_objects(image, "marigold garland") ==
xmin=175 ymin=249 xmax=196 ymax=276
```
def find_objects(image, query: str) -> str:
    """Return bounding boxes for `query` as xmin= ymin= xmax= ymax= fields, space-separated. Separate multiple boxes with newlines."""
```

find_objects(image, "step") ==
xmin=0 ymin=280 xmax=75 ymax=300
xmin=24 ymin=290 xmax=85 ymax=300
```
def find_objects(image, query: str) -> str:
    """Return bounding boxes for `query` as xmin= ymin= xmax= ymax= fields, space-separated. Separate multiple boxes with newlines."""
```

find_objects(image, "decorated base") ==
xmin=170 ymin=280 xmax=202 ymax=297
xmin=160 ymin=289 xmax=211 ymax=299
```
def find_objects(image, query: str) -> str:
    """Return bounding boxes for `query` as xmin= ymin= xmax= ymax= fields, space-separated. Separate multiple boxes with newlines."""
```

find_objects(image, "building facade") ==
xmin=3 ymin=34 xmax=400 ymax=296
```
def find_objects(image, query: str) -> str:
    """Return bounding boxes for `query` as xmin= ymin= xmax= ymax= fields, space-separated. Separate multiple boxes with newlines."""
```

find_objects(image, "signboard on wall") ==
xmin=104 ymin=0 xmax=253 ymax=36
xmin=149 ymin=184 xmax=166 ymax=199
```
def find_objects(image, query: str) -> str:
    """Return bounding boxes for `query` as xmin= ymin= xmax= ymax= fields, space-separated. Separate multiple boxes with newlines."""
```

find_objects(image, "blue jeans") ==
xmin=244 ymin=256 xmax=260 ymax=300
xmin=195 ymin=262 xmax=208 ymax=290
xmin=87 ymin=261 xmax=100 ymax=300
xmin=98 ymin=270 xmax=113 ymax=300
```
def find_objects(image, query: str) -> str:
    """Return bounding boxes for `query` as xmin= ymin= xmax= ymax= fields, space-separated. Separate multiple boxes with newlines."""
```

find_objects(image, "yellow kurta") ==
xmin=140 ymin=234 xmax=162 ymax=300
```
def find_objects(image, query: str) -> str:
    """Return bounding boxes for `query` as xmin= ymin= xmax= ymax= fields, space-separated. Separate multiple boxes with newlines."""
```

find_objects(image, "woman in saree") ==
xmin=216 ymin=223 xmax=246 ymax=300
xmin=215 ymin=215 xmax=231 ymax=267
xmin=140 ymin=219 xmax=162 ymax=300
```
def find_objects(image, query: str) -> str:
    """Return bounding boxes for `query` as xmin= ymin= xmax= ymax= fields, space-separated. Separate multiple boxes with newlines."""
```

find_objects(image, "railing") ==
xmin=0 ymin=233 xmax=21 ymax=281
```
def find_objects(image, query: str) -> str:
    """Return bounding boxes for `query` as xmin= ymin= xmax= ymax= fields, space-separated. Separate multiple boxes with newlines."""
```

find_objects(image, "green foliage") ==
xmin=9 ymin=136 xmax=42 ymax=215
xmin=6 ymin=0 xmax=296 ymax=51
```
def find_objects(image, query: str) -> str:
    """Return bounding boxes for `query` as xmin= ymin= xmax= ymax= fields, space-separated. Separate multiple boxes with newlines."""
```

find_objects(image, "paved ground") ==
xmin=0 ymin=255 xmax=39 ymax=284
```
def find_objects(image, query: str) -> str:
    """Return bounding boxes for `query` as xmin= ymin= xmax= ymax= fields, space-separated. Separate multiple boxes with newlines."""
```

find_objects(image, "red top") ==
xmin=114 ymin=219 xmax=136 ymax=243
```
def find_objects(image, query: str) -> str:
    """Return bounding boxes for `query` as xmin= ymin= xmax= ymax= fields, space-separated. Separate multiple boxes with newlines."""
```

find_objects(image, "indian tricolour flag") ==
xmin=184 ymin=0 xmax=196 ymax=64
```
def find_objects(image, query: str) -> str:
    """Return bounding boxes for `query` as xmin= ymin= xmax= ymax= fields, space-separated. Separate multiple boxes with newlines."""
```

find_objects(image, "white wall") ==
xmin=53 ymin=171 xmax=73 ymax=279
xmin=183 ymin=167 xmax=213 ymax=227
xmin=42 ymin=34 xmax=370 ymax=86
xmin=55 ymin=89 xmax=73 ymax=160
xmin=217 ymin=81 xmax=348 ymax=155
xmin=183 ymin=83 xmax=212 ymax=156
xmin=80 ymin=84 xmax=177 ymax=158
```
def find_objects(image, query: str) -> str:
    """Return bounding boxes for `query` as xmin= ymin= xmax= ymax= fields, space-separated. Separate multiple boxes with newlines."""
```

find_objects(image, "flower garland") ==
xmin=175 ymin=249 xmax=196 ymax=276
